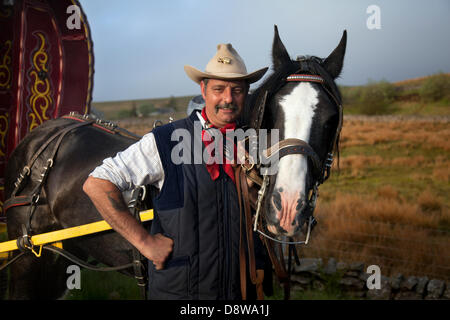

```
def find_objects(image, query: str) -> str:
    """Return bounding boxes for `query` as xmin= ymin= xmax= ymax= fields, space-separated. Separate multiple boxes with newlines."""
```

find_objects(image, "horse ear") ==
xmin=323 ymin=30 xmax=347 ymax=79
xmin=272 ymin=25 xmax=291 ymax=69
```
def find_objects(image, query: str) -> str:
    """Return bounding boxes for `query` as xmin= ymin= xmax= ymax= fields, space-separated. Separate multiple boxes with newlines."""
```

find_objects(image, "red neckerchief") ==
xmin=200 ymin=107 xmax=237 ymax=184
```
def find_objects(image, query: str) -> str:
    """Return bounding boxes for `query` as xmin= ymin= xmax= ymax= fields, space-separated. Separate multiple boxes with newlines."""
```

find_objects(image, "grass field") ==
xmin=300 ymin=116 xmax=450 ymax=282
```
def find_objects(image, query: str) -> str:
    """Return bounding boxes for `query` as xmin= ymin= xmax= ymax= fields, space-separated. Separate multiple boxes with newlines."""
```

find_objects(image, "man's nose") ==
xmin=223 ymin=87 xmax=232 ymax=104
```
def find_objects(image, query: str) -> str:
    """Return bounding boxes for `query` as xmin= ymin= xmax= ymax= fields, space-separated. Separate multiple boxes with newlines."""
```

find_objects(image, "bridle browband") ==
xmin=244 ymin=57 xmax=343 ymax=245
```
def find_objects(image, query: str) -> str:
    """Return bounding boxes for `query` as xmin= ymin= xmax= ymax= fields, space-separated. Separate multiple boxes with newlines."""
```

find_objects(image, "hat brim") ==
xmin=184 ymin=65 xmax=268 ymax=85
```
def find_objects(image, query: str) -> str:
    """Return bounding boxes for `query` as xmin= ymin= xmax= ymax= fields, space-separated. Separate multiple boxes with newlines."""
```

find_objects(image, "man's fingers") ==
xmin=145 ymin=234 xmax=174 ymax=270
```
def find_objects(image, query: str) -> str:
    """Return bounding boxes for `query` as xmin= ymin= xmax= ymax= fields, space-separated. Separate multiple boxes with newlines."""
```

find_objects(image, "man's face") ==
xmin=201 ymin=79 xmax=248 ymax=128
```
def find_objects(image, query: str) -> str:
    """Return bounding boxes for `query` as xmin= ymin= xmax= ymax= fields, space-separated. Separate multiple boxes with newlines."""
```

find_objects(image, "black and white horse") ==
xmin=245 ymin=26 xmax=345 ymax=238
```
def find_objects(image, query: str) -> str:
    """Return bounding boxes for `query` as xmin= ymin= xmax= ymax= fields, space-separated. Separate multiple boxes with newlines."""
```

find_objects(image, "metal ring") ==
xmin=31 ymin=194 xmax=40 ymax=204
xmin=139 ymin=185 xmax=147 ymax=202
xmin=23 ymin=166 xmax=30 ymax=176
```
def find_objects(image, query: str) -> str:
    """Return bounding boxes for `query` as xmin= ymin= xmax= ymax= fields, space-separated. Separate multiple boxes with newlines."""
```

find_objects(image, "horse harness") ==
xmin=235 ymin=57 xmax=343 ymax=299
xmin=2 ymin=113 xmax=149 ymax=298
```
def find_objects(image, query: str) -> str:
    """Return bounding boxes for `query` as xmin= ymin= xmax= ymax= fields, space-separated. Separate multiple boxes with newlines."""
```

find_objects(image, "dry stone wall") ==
xmin=288 ymin=258 xmax=450 ymax=300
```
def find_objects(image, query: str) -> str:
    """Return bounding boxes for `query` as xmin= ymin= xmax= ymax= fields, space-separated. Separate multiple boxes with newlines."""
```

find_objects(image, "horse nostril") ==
xmin=272 ymin=190 xmax=282 ymax=211
xmin=296 ymin=198 xmax=307 ymax=212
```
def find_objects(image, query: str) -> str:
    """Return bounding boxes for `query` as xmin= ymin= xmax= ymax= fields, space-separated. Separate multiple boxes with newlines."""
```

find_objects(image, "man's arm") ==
xmin=83 ymin=176 xmax=173 ymax=270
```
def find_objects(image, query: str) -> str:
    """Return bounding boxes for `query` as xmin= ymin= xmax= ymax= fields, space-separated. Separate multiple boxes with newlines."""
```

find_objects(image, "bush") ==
xmin=139 ymin=104 xmax=156 ymax=116
xmin=116 ymin=109 xmax=135 ymax=119
xmin=419 ymin=73 xmax=450 ymax=102
xmin=340 ymin=86 xmax=361 ymax=106
xmin=356 ymin=80 xmax=397 ymax=115
xmin=166 ymin=96 xmax=177 ymax=108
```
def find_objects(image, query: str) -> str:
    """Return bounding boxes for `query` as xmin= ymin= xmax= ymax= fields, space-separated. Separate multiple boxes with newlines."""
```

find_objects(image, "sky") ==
xmin=79 ymin=0 xmax=450 ymax=102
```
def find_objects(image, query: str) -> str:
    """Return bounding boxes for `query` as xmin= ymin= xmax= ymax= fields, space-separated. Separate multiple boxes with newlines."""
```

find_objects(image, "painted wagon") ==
xmin=0 ymin=0 xmax=94 ymax=274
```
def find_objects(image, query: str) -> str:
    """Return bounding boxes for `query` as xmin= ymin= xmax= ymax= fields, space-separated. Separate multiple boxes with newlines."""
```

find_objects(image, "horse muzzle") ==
xmin=265 ymin=190 xmax=309 ymax=237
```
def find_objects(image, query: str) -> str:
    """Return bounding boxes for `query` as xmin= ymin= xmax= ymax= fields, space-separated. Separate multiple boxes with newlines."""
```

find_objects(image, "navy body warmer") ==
xmin=148 ymin=112 xmax=241 ymax=300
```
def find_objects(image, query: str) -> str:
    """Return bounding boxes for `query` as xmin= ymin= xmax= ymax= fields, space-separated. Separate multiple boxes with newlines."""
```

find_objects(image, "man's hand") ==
xmin=139 ymin=233 xmax=173 ymax=270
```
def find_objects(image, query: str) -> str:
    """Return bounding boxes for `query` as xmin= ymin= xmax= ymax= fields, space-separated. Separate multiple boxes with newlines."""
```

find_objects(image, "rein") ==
xmin=236 ymin=61 xmax=343 ymax=300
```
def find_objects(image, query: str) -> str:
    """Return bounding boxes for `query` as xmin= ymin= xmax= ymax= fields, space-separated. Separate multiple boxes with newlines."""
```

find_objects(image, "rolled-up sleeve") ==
xmin=89 ymin=132 xmax=164 ymax=191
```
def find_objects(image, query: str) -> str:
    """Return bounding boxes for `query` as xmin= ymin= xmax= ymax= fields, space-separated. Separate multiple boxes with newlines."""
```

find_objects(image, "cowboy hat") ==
xmin=184 ymin=43 xmax=268 ymax=84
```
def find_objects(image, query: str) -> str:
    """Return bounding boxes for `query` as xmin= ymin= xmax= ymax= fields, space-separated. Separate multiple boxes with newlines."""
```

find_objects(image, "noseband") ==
xmin=244 ymin=58 xmax=343 ymax=245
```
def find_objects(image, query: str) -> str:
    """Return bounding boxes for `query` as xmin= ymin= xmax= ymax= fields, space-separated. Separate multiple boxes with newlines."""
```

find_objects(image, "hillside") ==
xmin=91 ymin=72 xmax=450 ymax=123
xmin=340 ymin=72 xmax=450 ymax=116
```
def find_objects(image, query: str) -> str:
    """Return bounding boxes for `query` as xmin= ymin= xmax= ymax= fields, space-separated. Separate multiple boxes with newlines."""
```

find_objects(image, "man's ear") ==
xmin=200 ymin=80 xmax=207 ymax=100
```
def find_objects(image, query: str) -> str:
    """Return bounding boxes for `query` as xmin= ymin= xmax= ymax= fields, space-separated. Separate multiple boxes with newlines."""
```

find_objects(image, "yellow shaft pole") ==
xmin=0 ymin=210 xmax=153 ymax=254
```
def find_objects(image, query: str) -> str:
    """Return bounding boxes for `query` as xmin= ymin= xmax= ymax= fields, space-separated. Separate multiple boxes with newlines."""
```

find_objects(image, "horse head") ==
xmin=250 ymin=26 xmax=346 ymax=239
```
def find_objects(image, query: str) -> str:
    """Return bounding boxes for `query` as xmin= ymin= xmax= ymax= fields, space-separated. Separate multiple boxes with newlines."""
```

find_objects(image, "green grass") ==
xmin=64 ymin=268 xmax=142 ymax=300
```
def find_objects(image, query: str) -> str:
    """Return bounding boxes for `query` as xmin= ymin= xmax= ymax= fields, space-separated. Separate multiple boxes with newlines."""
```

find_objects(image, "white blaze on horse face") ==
xmin=274 ymin=83 xmax=318 ymax=226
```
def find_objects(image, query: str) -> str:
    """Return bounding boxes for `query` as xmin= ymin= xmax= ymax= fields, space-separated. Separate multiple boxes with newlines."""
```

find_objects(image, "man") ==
xmin=83 ymin=43 xmax=268 ymax=299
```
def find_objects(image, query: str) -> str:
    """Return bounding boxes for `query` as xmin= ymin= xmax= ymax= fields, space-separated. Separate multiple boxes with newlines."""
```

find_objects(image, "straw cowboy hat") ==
xmin=184 ymin=43 xmax=268 ymax=84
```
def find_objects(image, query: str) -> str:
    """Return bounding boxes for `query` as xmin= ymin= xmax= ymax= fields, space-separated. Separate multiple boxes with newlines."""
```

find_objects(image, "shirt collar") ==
xmin=196 ymin=111 xmax=207 ymax=129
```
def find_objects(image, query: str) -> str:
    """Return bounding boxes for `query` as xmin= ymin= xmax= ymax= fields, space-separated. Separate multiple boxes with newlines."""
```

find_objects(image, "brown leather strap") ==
xmin=236 ymin=166 xmax=265 ymax=300
xmin=242 ymin=164 xmax=263 ymax=187
xmin=262 ymin=235 xmax=288 ymax=283
xmin=278 ymin=243 xmax=291 ymax=300
xmin=235 ymin=166 xmax=247 ymax=300
xmin=255 ymin=270 xmax=265 ymax=300
xmin=263 ymin=138 xmax=321 ymax=173
xmin=240 ymin=168 xmax=257 ymax=285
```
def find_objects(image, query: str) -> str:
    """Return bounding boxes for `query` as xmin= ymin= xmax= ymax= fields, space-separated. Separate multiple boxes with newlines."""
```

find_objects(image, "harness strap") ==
xmin=11 ymin=120 xmax=95 ymax=197
xmin=286 ymin=74 xmax=324 ymax=83
xmin=128 ymin=186 xmax=148 ymax=300
xmin=264 ymin=138 xmax=321 ymax=172
xmin=8 ymin=120 xmax=95 ymax=236
xmin=240 ymin=168 xmax=265 ymax=299
xmin=3 ymin=195 xmax=36 ymax=213
xmin=235 ymin=166 xmax=248 ymax=300
xmin=240 ymin=169 xmax=257 ymax=284
xmin=235 ymin=166 xmax=265 ymax=300
xmin=252 ymin=91 xmax=268 ymax=131
xmin=261 ymin=236 xmax=290 ymax=292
